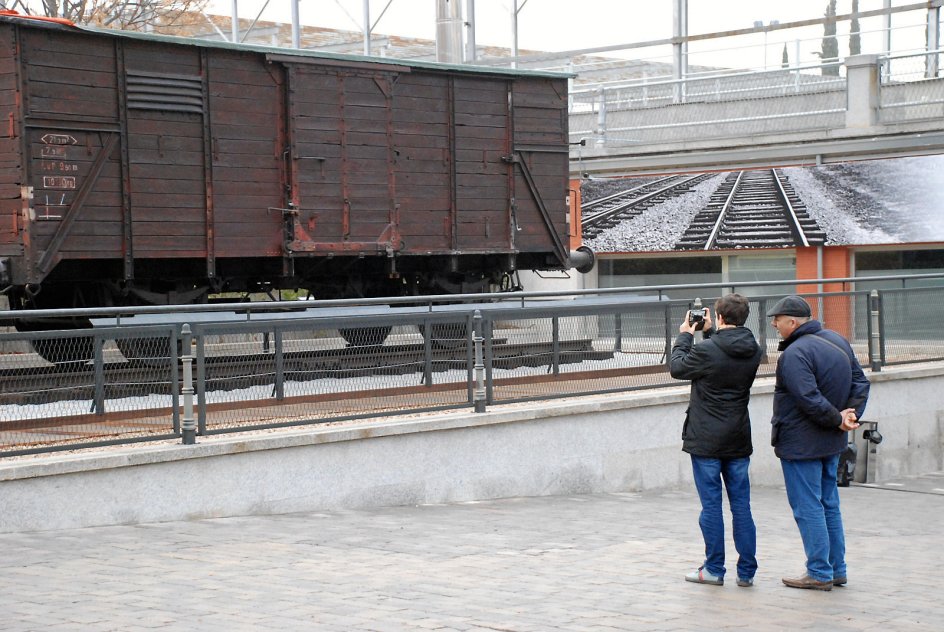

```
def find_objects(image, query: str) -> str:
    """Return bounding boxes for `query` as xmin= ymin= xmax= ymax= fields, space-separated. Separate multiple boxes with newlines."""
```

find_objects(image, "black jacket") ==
xmin=670 ymin=326 xmax=764 ymax=459
xmin=771 ymin=320 xmax=870 ymax=460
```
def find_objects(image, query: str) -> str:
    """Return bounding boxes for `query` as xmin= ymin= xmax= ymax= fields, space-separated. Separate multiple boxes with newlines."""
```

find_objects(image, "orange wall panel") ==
xmin=796 ymin=247 xmax=853 ymax=335
xmin=569 ymin=178 xmax=582 ymax=250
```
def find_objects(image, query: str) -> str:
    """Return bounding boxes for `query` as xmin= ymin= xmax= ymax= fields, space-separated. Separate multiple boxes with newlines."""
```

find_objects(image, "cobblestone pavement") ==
xmin=1 ymin=477 xmax=942 ymax=631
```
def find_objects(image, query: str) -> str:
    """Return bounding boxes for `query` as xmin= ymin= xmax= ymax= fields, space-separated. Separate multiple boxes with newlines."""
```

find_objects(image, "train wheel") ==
xmin=14 ymin=321 xmax=95 ymax=367
xmin=419 ymin=322 xmax=467 ymax=349
xmin=12 ymin=281 xmax=106 ymax=366
xmin=31 ymin=337 xmax=94 ymax=367
xmin=338 ymin=326 xmax=391 ymax=348
xmin=115 ymin=336 xmax=181 ymax=366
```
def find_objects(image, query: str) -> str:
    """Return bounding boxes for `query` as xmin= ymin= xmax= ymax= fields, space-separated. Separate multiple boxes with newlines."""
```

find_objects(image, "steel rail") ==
xmin=703 ymin=170 xmax=744 ymax=250
xmin=771 ymin=168 xmax=810 ymax=248
xmin=582 ymin=174 xmax=708 ymax=232
xmin=581 ymin=176 xmax=677 ymax=211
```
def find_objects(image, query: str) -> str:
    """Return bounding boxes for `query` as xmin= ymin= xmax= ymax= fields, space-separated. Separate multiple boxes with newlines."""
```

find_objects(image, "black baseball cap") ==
xmin=765 ymin=295 xmax=812 ymax=318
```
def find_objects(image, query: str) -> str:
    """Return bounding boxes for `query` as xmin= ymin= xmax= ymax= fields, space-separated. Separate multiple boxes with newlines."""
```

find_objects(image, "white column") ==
xmin=231 ymin=0 xmax=239 ymax=43
xmin=927 ymin=2 xmax=941 ymax=78
xmin=291 ymin=0 xmax=301 ymax=49
xmin=845 ymin=54 xmax=880 ymax=128
xmin=464 ymin=0 xmax=476 ymax=63
xmin=363 ymin=0 xmax=371 ymax=56
xmin=672 ymin=0 xmax=688 ymax=104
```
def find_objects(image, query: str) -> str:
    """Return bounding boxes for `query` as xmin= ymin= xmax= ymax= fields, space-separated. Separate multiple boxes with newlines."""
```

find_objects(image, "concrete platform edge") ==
xmin=1 ymin=363 xmax=941 ymax=533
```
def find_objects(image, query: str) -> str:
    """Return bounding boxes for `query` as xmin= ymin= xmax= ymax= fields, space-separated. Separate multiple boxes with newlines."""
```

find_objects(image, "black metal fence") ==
xmin=2 ymin=275 xmax=943 ymax=456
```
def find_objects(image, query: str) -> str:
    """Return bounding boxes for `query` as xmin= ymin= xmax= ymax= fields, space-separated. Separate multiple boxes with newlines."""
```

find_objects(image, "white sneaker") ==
xmin=685 ymin=565 xmax=724 ymax=586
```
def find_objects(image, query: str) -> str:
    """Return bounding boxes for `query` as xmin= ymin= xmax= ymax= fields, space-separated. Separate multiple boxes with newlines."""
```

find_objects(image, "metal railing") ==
xmin=879 ymin=49 xmax=944 ymax=124
xmin=3 ymin=273 xmax=944 ymax=456
xmin=569 ymin=60 xmax=847 ymax=147
xmin=570 ymin=51 xmax=944 ymax=148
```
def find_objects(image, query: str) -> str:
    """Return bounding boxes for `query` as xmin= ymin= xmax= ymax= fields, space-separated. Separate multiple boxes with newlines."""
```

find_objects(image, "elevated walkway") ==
xmin=571 ymin=53 xmax=944 ymax=176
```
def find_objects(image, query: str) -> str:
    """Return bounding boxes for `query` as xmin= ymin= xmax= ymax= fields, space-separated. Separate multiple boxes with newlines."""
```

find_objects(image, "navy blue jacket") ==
xmin=670 ymin=326 xmax=764 ymax=459
xmin=771 ymin=320 xmax=870 ymax=460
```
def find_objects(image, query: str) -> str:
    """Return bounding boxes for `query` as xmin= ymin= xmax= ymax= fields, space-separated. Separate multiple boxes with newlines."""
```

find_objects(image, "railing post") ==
xmin=869 ymin=290 xmax=883 ymax=372
xmin=757 ymin=298 xmax=769 ymax=363
xmin=551 ymin=316 xmax=560 ymax=375
xmin=472 ymin=310 xmax=486 ymax=413
xmin=180 ymin=323 xmax=196 ymax=444
xmin=664 ymin=303 xmax=673 ymax=367
xmin=613 ymin=312 xmax=623 ymax=352
xmin=423 ymin=320 xmax=433 ymax=388
xmin=595 ymin=87 xmax=607 ymax=146
xmin=93 ymin=333 xmax=105 ymax=416
xmin=274 ymin=328 xmax=284 ymax=400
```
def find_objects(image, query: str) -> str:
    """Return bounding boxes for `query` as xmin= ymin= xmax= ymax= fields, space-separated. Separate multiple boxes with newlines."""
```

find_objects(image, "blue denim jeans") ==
xmin=780 ymin=454 xmax=846 ymax=583
xmin=690 ymin=455 xmax=758 ymax=580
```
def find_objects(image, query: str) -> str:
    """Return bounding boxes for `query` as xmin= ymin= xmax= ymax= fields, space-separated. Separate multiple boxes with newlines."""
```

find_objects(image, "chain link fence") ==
xmin=2 ymin=279 xmax=943 ymax=456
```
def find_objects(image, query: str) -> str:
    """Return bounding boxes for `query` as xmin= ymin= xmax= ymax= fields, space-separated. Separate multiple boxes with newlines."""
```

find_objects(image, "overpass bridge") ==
xmin=569 ymin=51 xmax=944 ymax=177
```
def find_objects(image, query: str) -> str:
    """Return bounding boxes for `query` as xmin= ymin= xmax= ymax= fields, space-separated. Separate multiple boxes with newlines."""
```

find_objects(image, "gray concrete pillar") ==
xmin=845 ymin=54 xmax=880 ymax=128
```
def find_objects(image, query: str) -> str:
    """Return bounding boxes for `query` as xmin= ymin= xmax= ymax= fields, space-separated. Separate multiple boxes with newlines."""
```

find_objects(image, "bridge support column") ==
xmin=845 ymin=54 xmax=880 ymax=128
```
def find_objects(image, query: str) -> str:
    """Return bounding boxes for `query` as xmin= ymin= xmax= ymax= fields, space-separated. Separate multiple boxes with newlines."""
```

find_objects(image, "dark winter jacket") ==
xmin=670 ymin=326 xmax=764 ymax=459
xmin=771 ymin=320 xmax=870 ymax=460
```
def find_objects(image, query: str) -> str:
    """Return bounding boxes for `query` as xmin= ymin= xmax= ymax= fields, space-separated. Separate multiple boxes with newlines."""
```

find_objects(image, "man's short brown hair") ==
xmin=715 ymin=293 xmax=750 ymax=327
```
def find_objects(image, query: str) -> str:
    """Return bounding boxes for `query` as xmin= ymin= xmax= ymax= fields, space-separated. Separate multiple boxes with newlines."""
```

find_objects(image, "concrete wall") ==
xmin=1 ymin=363 xmax=941 ymax=533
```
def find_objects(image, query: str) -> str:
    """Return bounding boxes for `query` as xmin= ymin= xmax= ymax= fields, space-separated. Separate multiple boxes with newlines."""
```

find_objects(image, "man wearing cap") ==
xmin=767 ymin=295 xmax=870 ymax=591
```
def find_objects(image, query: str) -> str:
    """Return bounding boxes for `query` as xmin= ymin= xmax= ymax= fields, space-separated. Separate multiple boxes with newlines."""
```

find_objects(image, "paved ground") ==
xmin=2 ymin=473 xmax=942 ymax=632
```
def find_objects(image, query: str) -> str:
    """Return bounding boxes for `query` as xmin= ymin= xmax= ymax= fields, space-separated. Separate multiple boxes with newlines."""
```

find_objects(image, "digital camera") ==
xmin=688 ymin=308 xmax=708 ymax=330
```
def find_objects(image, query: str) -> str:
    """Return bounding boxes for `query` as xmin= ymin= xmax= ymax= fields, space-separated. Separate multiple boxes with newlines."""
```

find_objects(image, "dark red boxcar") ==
xmin=0 ymin=13 xmax=589 ymax=322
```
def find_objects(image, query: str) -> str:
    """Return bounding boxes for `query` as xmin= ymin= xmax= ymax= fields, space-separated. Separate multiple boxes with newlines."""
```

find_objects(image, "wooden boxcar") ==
xmin=0 ymin=13 xmax=589 ymax=326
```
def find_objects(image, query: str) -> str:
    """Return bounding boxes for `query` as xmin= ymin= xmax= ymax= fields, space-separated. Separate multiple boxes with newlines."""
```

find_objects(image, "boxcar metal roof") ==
xmin=0 ymin=12 xmax=573 ymax=80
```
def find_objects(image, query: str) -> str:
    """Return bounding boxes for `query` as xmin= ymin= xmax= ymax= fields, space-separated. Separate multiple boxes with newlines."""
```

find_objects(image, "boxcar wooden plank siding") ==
xmin=340 ymin=108 xmax=390 ymax=129
xmin=391 ymin=102 xmax=450 ymax=123
xmin=208 ymin=78 xmax=277 ymax=104
xmin=0 ymin=15 xmax=573 ymax=313
xmin=209 ymin=177 xmax=280 ymax=198
xmin=513 ymin=79 xmax=567 ymax=102
xmin=210 ymin=108 xmax=280 ymax=128
xmin=0 ymin=77 xmax=15 ymax=107
xmin=208 ymin=68 xmax=279 ymax=91
xmin=124 ymin=41 xmax=201 ymax=74
xmin=211 ymin=138 xmax=279 ymax=158
xmin=28 ymin=85 xmax=117 ymax=119
xmin=26 ymin=63 xmax=115 ymax=90
xmin=126 ymin=138 xmax=203 ymax=157
xmin=34 ymin=219 xmax=122 ymax=237
xmin=23 ymin=33 xmax=114 ymax=71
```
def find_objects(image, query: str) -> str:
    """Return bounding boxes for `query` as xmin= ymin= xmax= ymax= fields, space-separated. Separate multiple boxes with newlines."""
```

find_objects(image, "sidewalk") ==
xmin=1 ymin=477 xmax=941 ymax=631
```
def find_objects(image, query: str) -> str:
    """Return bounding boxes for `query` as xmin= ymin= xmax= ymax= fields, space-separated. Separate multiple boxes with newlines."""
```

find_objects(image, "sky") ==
xmin=205 ymin=1 xmax=933 ymax=70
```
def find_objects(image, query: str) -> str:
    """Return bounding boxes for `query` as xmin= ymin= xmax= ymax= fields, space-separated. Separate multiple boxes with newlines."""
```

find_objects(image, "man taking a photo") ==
xmin=671 ymin=293 xmax=764 ymax=588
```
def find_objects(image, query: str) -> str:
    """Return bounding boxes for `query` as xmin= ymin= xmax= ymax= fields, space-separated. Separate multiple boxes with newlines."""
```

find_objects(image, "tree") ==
xmin=850 ymin=0 xmax=861 ymax=56
xmin=820 ymin=0 xmax=840 ymax=76
xmin=2 ymin=0 xmax=209 ymax=32
xmin=782 ymin=43 xmax=789 ymax=68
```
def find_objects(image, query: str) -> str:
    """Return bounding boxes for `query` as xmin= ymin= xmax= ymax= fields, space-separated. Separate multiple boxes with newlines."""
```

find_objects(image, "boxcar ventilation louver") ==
xmin=125 ymin=70 xmax=203 ymax=114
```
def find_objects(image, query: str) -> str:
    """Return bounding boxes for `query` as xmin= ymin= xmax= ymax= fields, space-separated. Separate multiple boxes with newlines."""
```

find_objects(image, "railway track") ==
xmin=675 ymin=169 xmax=826 ymax=249
xmin=581 ymin=174 xmax=713 ymax=239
